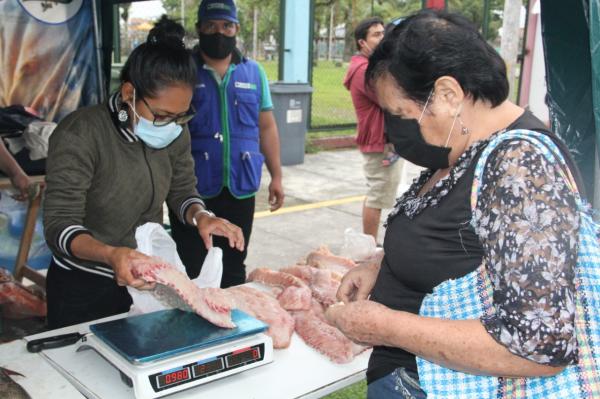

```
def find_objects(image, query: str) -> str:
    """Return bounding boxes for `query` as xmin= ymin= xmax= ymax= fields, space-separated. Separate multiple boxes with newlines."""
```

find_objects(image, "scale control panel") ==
xmin=149 ymin=343 xmax=265 ymax=392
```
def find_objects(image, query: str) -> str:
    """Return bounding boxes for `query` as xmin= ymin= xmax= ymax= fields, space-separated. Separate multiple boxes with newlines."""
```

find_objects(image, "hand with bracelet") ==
xmin=187 ymin=205 xmax=245 ymax=251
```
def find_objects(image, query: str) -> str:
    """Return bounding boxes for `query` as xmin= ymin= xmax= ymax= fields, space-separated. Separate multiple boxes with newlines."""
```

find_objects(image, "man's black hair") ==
xmin=354 ymin=17 xmax=384 ymax=51
xmin=120 ymin=15 xmax=196 ymax=98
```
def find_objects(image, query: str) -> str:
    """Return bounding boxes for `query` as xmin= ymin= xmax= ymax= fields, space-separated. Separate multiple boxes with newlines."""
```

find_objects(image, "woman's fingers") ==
xmin=337 ymin=279 xmax=358 ymax=303
xmin=197 ymin=216 xmax=245 ymax=251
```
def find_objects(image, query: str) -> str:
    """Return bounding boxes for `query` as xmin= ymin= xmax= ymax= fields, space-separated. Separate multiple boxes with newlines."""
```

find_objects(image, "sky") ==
xmin=129 ymin=1 xmax=166 ymax=20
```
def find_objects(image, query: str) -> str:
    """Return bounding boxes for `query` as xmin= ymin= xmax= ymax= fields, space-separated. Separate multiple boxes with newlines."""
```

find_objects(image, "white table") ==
xmin=0 ymin=338 xmax=84 ymax=398
xmin=16 ymin=312 xmax=370 ymax=399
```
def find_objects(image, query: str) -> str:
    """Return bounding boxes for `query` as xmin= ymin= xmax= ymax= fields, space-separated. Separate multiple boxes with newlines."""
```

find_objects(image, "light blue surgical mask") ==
xmin=130 ymin=90 xmax=182 ymax=149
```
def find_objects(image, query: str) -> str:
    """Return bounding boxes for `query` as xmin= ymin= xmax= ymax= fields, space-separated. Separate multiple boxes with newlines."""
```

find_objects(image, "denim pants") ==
xmin=367 ymin=367 xmax=427 ymax=399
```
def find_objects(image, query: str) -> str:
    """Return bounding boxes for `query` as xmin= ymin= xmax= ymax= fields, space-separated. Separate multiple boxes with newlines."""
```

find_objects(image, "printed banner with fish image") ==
xmin=0 ymin=0 xmax=101 ymax=122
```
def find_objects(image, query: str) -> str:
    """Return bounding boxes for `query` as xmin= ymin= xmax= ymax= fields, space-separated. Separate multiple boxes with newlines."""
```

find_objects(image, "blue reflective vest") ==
xmin=188 ymin=57 xmax=264 ymax=198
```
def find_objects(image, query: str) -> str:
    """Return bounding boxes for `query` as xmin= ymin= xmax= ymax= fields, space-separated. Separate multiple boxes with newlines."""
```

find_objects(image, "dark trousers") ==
xmin=168 ymin=188 xmax=255 ymax=288
xmin=46 ymin=260 xmax=132 ymax=329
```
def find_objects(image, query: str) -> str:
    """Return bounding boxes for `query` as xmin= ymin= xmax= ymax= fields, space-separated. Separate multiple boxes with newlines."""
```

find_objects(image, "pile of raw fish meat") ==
xmin=131 ymin=246 xmax=383 ymax=364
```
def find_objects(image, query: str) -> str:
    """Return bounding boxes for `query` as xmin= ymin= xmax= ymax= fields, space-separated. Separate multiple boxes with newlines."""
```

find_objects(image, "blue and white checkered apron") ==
xmin=416 ymin=129 xmax=600 ymax=398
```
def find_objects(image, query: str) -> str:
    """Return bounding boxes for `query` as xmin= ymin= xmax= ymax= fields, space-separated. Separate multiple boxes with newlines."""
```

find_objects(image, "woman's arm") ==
xmin=70 ymin=234 xmax=153 ymax=289
xmin=327 ymin=301 xmax=564 ymax=377
xmin=327 ymin=139 xmax=579 ymax=378
xmin=0 ymin=138 xmax=31 ymax=200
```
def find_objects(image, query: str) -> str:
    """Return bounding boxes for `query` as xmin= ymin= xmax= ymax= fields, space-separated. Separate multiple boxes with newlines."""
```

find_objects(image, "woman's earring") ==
xmin=458 ymin=118 xmax=470 ymax=135
xmin=118 ymin=108 xmax=129 ymax=123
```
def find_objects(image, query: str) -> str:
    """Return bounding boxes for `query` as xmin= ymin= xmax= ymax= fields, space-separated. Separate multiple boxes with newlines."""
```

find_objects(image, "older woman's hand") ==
xmin=325 ymin=300 xmax=392 ymax=346
xmin=194 ymin=212 xmax=245 ymax=252
xmin=336 ymin=262 xmax=380 ymax=303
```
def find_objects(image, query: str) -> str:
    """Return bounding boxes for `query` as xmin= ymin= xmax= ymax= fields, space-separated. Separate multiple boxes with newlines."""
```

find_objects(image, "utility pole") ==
xmin=252 ymin=6 xmax=258 ymax=59
xmin=328 ymin=5 xmax=334 ymax=61
xmin=180 ymin=0 xmax=185 ymax=27
xmin=482 ymin=0 xmax=491 ymax=39
xmin=501 ymin=0 xmax=523 ymax=101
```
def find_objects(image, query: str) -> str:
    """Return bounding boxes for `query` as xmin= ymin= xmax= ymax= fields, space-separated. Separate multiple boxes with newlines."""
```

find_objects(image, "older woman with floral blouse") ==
xmin=325 ymin=9 xmax=583 ymax=399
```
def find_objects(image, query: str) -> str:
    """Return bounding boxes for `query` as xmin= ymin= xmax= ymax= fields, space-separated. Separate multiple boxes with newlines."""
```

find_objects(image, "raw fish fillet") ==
xmin=306 ymin=246 xmax=357 ymax=275
xmin=226 ymin=285 xmax=295 ymax=348
xmin=281 ymin=265 xmax=341 ymax=306
xmin=278 ymin=286 xmax=312 ymax=310
xmin=247 ymin=268 xmax=311 ymax=310
xmin=248 ymin=267 xmax=306 ymax=288
xmin=130 ymin=257 xmax=235 ymax=328
xmin=0 ymin=268 xmax=46 ymax=318
xmin=292 ymin=308 xmax=355 ymax=363
xmin=293 ymin=301 xmax=369 ymax=363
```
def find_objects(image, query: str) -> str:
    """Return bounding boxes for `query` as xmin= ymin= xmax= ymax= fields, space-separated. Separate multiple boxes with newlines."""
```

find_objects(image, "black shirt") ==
xmin=366 ymin=111 xmax=566 ymax=384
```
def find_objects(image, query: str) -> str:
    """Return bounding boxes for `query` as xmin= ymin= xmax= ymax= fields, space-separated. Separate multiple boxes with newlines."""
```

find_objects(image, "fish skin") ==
xmin=0 ymin=367 xmax=32 ymax=399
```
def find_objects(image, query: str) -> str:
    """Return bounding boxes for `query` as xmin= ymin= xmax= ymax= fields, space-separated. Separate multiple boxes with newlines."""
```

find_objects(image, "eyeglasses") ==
xmin=140 ymin=97 xmax=196 ymax=127
xmin=199 ymin=20 xmax=237 ymax=36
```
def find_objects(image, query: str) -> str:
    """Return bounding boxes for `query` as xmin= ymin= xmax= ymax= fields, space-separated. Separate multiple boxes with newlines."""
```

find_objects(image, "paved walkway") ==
xmin=247 ymin=149 xmax=421 ymax=272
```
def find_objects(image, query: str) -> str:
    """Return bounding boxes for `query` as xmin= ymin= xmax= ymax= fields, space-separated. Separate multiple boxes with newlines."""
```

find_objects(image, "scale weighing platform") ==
xmin=79 ymin=309 xmax=273 ymax=399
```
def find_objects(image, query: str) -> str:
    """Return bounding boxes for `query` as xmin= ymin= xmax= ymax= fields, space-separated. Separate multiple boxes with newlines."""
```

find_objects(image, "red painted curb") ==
xmin=309 ymin=135 xmax=356 ymax=150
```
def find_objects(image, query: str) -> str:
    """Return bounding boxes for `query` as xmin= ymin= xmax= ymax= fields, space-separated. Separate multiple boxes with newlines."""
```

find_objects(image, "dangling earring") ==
xmin=458 ymin=117 xmax=470 ymax=135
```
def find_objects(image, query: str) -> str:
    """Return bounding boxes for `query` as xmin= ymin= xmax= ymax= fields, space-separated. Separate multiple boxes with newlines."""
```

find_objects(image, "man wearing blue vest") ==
xmin=168 ymin=0 xmax=284 ymax=288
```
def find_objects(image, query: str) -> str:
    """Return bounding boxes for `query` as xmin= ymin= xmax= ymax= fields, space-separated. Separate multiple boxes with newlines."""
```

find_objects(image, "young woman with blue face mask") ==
xmin=325 ymin=10 xmax=591 ymax=399
xmin=43 ymin=16 xmax=244 ymax=329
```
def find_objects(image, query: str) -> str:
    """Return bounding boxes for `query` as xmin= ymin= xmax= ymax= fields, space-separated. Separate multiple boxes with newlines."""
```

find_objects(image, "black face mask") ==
xmin=384 ymin=112 xmax=451 ymax=170
xmin=199 ymin=32 xmax=236 ymax=60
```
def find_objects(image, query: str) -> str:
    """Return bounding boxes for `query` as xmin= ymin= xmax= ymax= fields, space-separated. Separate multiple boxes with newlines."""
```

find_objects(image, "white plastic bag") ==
xmin=339 ymin=227 xmax=377 ymax=261
xmin=128 ymin=222 xmax=223 ymax=315
xmin=196 ymin=247 xmax=223 ymax=288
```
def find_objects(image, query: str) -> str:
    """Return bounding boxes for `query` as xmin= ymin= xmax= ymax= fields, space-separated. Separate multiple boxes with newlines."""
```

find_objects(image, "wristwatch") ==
xmin=192 ymin=209 xmax=215 ymax=226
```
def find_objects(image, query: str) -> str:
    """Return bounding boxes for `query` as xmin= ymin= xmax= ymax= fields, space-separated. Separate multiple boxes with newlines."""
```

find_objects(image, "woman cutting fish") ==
xmin=43 ymin=17 xmax=244 ymax=329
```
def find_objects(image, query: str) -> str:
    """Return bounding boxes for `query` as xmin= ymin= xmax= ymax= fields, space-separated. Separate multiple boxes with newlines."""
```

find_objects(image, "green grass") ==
xmin=322 ymin=380 xmax=367 ymax=399
xmin=310 ymin=60 xmax=356 ymax=127
xmin=308 ymin=128 xmax=355 ymax=139
xmin=260 ymin=60 xmax=357 ymax=128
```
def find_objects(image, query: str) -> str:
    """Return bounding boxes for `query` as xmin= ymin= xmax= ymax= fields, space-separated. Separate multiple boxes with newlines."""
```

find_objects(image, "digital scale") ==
xmin=76 ymin=309 xmax=273 ymax=399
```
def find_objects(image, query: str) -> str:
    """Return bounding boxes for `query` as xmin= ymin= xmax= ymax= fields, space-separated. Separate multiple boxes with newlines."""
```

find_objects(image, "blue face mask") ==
xmin=130 ymin=91 xmax=182 ymax=149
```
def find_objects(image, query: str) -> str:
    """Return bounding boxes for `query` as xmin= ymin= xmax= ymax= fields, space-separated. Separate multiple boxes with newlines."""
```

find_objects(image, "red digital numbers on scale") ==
xmin=160 ymin=368 xmax=189 ymax=387
xmin=252 ymin=348 xmax=259 ymax=359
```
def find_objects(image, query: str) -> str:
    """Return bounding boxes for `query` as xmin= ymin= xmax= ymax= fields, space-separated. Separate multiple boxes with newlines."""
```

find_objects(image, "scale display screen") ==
xmin=149 ymin=343 xmax=265 ymax=392
xmin=192 ymin=358 xmax=224 ymax=377
xmin=226 ymin=347 xmax=261 ymax=368
xmin=156 ymin=367 xmax=191 ymax=388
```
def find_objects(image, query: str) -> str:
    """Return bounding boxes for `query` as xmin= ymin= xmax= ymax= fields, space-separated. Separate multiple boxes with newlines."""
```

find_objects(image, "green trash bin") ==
xmin=269 ymin=83 xmax=313 ymax=166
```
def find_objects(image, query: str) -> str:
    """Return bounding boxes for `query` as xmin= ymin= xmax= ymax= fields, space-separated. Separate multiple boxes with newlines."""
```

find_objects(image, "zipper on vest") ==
xmin=220 ymin=69 xmax=233 ymax=190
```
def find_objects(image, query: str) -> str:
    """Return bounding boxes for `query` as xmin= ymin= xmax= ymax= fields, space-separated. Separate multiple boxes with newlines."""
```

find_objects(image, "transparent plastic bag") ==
xmin=0 ymin=190 xmax=51 ymax=272
xmin=338 ymin=227 xmax=377 ymax=261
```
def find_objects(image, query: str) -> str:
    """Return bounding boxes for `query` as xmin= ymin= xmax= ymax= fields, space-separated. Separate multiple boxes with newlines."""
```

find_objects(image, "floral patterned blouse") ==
xmin=388 ymin=131 xmax=580 ymax=366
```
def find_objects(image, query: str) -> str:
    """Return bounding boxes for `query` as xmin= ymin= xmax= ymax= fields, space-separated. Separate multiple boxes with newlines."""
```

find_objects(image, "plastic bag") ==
xmin=0 ymin=190 xmax=51 ymax=272
xmin=338 ymin=227 xmax=377 ymax=261
xmin=128 ymin=222 xmax=223 ymax=315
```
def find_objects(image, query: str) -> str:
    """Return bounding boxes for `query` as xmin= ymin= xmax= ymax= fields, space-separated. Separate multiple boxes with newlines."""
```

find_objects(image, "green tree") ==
xmin=162 ymin=0 xmax=280 ymax=58
xmin=447 ymin=0 xmax=504 ymax=41
xmin=162 ymin=0 xmax=201 ymax=34
xmin=312 ymin=0 xmax=504 ymax=63
xmin=236 ymin=0 xmax=280 ymax=58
